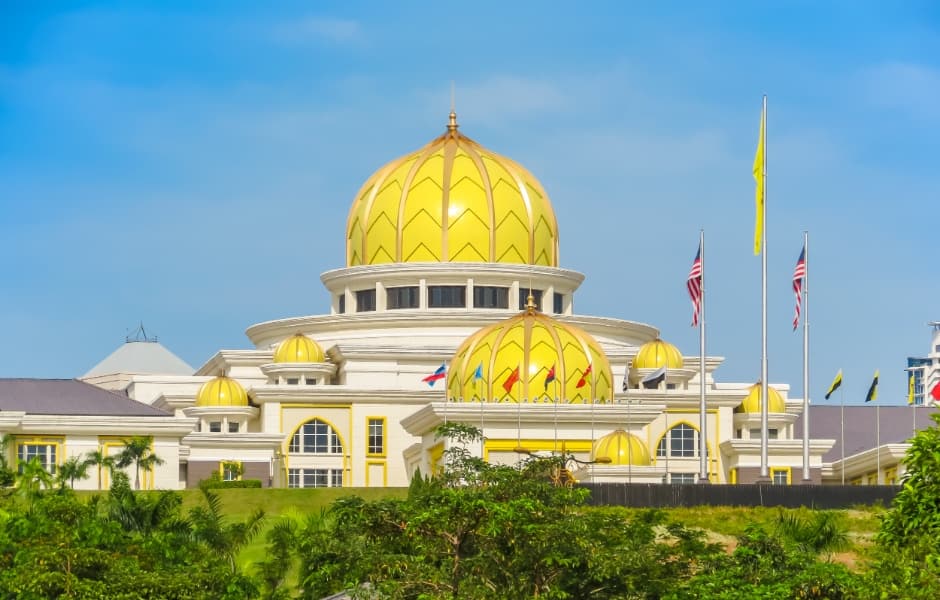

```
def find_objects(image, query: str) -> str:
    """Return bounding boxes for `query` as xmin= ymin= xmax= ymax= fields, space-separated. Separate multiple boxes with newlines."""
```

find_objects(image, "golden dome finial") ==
xmin=525 ymin=293 xmax=537 ymax=313
xmin=447 ymin=80 xmax=459 ymax=133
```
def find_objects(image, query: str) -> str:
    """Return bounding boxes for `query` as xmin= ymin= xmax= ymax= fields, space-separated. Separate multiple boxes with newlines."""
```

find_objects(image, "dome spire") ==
xmin=447 ymin=80 xmax=458 ymax=132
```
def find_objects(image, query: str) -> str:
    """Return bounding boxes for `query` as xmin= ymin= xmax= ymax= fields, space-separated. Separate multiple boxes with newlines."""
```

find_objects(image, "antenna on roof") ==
xmin=126 ymin=322 xmax=158 ymax=343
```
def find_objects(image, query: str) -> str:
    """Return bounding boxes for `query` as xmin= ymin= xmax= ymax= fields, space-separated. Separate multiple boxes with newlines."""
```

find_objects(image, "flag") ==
xmin=641 ymin=366 xmax=667 ymax=389
xmin=824 ymin=369 xmax=842 ymax=400
xmin=575 ymin=364 xmax=592 ymax=388
xmin=622 ymin=371 xmax=629 ymax=393
xmin=792 ymin=245 xmax=806 ymax=330
xmin=502 ymin=366 xmax=520 ymax=394
xmin=422 ymin=363 xmax=446 ymax=387
xmin=864 ymin=370 xmax=879 ymax=403
xmin=687 ymin=243 xmax=703 ymax=327
xmin=908 ymin=372 xmax=916 ymax=405
xmin=753 ymin=100 xmax=766 ymax=256
xmin=931 ymin=381 xmax=940 ymax=402
xmin=472 ymin=362 xmax=484 ymax=381
xmin=544 ymin=364 xmax=556 ymax=391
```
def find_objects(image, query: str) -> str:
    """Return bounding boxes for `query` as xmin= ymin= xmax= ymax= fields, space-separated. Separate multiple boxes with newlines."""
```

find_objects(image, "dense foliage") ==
xmin=3 ymin=418 xmax=940 ymax=598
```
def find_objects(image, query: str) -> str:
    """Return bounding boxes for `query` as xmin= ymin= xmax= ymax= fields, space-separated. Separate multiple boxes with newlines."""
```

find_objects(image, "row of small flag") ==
xmin=823 ymin=369 xmax=940 ymax=404
xmin=685 ymin=240 xmax=806 ymax=330
xmin=422 ymin=362 xmax=667 ymax=393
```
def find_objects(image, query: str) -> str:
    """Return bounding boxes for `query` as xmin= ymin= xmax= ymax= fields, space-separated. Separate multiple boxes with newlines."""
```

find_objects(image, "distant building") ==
xmin=906 ymin=323 xmax=940 ymax=406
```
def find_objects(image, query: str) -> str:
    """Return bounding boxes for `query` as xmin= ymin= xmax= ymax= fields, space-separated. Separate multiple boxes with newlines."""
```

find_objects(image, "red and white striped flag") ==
xmin=792 ymin=246 xmax=806 ymax=330
xmin=687 ymin=244 xmax=703 ymax=327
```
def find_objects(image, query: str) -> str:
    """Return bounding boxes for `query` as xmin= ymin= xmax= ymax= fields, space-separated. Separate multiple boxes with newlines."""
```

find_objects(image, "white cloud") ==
xmin=862 ymin=62 xmax=940 ymax=120
xmin=270 ymin=16 xmax=363 ymax=45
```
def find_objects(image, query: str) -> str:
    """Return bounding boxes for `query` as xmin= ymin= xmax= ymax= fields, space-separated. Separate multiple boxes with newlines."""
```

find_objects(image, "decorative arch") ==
xmin=653 ymin=421 xmax=713 ymax=460
xmin=287 ymin=418 xmax=346 ymax=455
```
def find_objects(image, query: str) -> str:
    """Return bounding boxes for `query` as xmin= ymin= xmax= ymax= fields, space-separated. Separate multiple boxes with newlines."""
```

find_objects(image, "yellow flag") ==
xmin=908 ymin=372 xmax=915 ymax=405
xmin=753 ymin=100 xmax=766 ymax=255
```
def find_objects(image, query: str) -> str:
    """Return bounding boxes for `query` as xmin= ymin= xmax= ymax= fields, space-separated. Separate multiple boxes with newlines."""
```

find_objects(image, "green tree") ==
xmin=84 ymin=448 xmax=114 ymax=490
xmin=189 ymin=486 xmax=266 ymax=574
xmin=0 ymin=435 xmax=15 ymax=487
xmin=15 ymin=457 xmax=54 ymax=500
xmin=56 ymin=455 xmax=91 ymax=489
xmin=292 ymin=423 xmax=721 ymax=600
xmin=115 ymin=435 xmax=165 ymax=490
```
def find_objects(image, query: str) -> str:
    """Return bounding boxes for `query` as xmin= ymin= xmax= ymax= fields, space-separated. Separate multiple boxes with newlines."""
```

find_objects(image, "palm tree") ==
xmin=775 ymin=510 xmax=850 ymax=559
xmin=84 ymin=449 xmax=114 ymax=490
xmin=16 ymin=457 xmax=54 ymax=500
xmin=115 ymin=436 xmax=165 ymax=490
xmin=0 ymin=435 xmax=14 ymax=487
xmin=55 ymin=456 xmax=91 ymax=489
xmin=189 ymin=487 xmax=266 ymax=572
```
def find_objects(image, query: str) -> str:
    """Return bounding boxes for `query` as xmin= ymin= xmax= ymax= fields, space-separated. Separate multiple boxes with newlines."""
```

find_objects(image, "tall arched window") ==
xmin=656 ymin=423 xmax=705 ymax=458
xmin=289 ymin=419 xmax=343 ymax=454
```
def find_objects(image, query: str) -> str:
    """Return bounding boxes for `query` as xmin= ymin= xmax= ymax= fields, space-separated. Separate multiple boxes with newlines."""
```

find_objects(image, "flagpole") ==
xmin=802 ymin=231 xmax=811 ymax=482
xmin=553 ymin=378 xmax=559 ymax=454
xmin=876 ymin=402 xmax=881 ymax=484
xmin=759 ymin=94 xmax=770 ymax=482
xmin=840 ymin=385 xmax=845 ymax=485
xmin=627 ymin=370 xmax=633 ymax=484
xmin=698 ymin=229 xmax=708 ymax=483
xmin=479 ymin=378 xmax=485 ymax=458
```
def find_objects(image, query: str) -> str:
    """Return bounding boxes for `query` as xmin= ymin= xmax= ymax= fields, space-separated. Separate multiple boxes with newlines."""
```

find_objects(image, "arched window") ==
xmin=289 ymin=419 xmax=343 ymax=454
xmin=656 ymin=423 xmax=706 ymax=458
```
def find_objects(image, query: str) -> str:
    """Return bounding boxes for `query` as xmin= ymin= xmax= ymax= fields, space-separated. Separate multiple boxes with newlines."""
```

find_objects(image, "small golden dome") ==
xmin=273 ymin=334 xmax=324 ymax=363
xmin=346 ymin=114 xmax=559 ymax=267
xmin=594 ymin=430 xmax=651 ymax=466
xmin=632 ymin=338 xmax=684 ymax=370
xmin=195 ymin=376 xmax=249 ymax=407
xmin=448 ymin=306 xmax=612 ymax=404
xmin=736 ymin=383 xmax=787 ymax=414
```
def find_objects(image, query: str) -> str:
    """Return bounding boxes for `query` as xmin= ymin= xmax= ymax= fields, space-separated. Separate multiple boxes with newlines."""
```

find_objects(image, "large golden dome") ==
xmin=448 ymin=301 xmax=612 ymax=403
xmin=736 ymin=383 xmax=787 ymax=414
xmin=346 ymin=113 xmax=559 ymax=267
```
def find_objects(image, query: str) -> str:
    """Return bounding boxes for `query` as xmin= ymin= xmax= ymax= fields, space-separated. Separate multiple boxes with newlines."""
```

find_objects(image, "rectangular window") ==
xmin=473 ymin=286 xmax=509 ymax=309
xmin=17 ymin=443 xmax=57 ymax=474
xmin=750 ymin=428 xmax=778 ymax=439
xmin=286 ymin=378 xmax=299 ymax=385
xmin=287 ymin=468 xmax=343 ymax=488
xmin=228 ymin=422 xmax=240 ymax=433
xmin=671 ymin=473 xmax=696 ymax=484
xmin=367 ymin=418 xmax=385 ymax=456
xmin=553 ymin=292 xmax=564 ymax=314
xmin=337 ymin=294 xmax=346 ymax=314
xmin=771 ymin=468 xmax=790 ymax=485
xmin=209 ymin=422 xmax=222 ymax=433
xmin=387 ymin=286 xmax=420 ymax=309
xmin=221 ymin=461 xmax=241 ymax=481
xmin=428 ymin=285 xmax=466 ymax=308
xmin=518 ymin=288 xmax=543 ymax=310
xmin=355 ymin=289 xmax=376 ymax=312
xmin=305 ymin=378 xmax=317 ymax=385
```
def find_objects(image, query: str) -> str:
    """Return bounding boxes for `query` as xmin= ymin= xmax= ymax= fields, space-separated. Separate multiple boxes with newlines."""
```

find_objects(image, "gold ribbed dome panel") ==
xmin=273 ymin=334 xmax=324 ymax=363
xmin=346 ymin=116 xmax=559 ymax=267
xmin=196 ymin=376 xmax=248 ymax=407
xmin=594 ymin=430 xmax=651 ymax=466
xmin=448 ymin=307 xmax=611 ymax=403
xmin=736 ymin=383 xmax=787 ymax=414
xmin=632 ymin=338 xmax=684 ymax=370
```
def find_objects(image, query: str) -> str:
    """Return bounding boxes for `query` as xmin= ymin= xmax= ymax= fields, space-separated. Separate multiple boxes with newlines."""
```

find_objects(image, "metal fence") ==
xmin=581 ymin=483 xmax=898 ymax=509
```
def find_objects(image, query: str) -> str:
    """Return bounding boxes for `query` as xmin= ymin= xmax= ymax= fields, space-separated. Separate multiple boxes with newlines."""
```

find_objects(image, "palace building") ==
xmin=4 ymin=113 xmax=932 ymax=489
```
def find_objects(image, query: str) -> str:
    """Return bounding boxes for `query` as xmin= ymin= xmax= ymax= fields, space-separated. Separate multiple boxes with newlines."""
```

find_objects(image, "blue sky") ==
xmin=1 ymin=1 xmax=938 ymax=404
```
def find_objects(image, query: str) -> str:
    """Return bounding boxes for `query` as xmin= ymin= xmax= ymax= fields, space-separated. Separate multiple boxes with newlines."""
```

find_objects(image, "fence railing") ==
xmin=580 ymin=483 xmax=898 ymax=509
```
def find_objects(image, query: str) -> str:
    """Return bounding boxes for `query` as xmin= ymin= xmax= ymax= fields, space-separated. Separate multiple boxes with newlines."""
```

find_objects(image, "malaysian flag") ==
xmin=687 ymin=243 xmax=703 ymax=327
xmin=792 ymin=245 xmax=806 ymax=330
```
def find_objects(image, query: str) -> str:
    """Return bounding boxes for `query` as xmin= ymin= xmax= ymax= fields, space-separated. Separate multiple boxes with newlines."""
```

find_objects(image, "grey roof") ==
xmin=83 ymin=341 xmax=193 ymax=378
xmin=795 ymin=404 xmax=939 ymax=462
xmin=0 ymin=379 xmax=172 ymax=417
